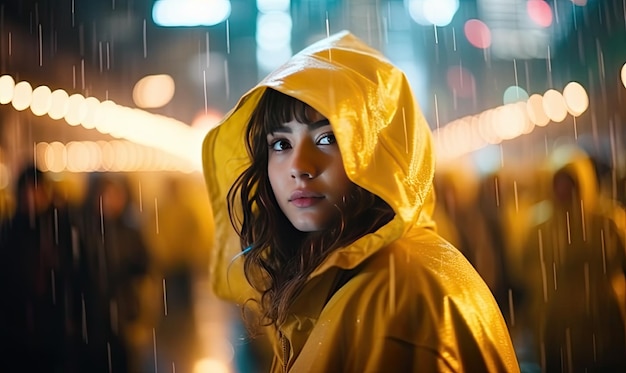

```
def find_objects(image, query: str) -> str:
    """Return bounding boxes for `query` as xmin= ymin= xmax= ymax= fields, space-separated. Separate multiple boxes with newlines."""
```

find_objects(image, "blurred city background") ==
xmin=0 ymin=0 xmax=625 ymax=372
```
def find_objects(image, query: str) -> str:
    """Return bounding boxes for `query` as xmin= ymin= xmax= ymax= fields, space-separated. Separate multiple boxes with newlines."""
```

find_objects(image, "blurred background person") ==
xmin=516 ymin=144 xmax=626 ymax=372
xmin=0 ymin=164 xmax=83 ymax=372
xmin=147 ymin=176 xmax=210 ymax=317
xmin=474 ymin=171 xmax=525 ymax=324
xmin=143 ymin=175 xmax=210 ymax=372
xmin=432 ymin=165 xmax=513 ymax=321
xmin=76 ymin=173 xmax=152 ymax=373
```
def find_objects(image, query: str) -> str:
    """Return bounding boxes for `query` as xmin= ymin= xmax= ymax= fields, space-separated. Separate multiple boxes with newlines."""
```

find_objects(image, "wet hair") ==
xmin=227 ymin=88 xmax=395 ymax=330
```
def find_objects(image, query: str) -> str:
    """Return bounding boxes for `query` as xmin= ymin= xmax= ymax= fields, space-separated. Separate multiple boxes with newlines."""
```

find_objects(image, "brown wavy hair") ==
xmin=227 ymin=88 xmax=395 ymax=330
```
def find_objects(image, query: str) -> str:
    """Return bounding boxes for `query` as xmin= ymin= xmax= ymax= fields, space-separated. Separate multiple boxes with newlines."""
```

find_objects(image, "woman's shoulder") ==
xmin=324 ymin=228 xmax=516 ymax=368
xmin=338 ymin=227 xmax=502 ymax=326
xmin=361 ymin=228 xmax=483 ymax=291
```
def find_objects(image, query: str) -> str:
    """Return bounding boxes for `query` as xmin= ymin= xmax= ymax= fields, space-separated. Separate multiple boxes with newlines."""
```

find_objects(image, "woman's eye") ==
xmin=270 ymin=139 xmax=291 ymax=151
xmin=318 ymin=133 xmax=336 ymax=145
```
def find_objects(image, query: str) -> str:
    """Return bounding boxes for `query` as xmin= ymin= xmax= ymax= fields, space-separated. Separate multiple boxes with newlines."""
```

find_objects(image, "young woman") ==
xmin=203 ymin=31 xmax=520 ymax=372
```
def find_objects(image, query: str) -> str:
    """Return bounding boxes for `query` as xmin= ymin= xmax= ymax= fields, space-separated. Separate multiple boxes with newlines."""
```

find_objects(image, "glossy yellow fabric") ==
xmin=202 ymin=31 xmax=519 ymax=372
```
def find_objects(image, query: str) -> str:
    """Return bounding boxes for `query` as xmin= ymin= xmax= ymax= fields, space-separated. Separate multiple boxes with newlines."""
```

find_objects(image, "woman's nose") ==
xmin=290 ymin=142 xmax=317 ymax=180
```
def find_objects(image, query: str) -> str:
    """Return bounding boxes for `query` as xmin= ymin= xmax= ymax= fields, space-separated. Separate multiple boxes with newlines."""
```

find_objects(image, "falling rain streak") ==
xmin=162 ymin=278 xmax=168 ymax=316
xmin=388 ymin=253 xmax=396 ymax=316
xmin=154 ymin=197 xmax=159 ymax=234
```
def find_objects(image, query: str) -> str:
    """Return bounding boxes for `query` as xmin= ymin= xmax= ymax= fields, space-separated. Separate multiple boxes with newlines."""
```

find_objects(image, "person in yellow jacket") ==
xmin=517 ymin=144 xmax=626 ymax=372
xmin=202 ymin=31 xmax=520 ymax=372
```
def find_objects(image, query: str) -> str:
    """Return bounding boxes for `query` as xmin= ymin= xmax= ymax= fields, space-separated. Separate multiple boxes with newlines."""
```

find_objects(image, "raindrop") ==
xmin=163 ymin=278 xmax=168 ymax=316
xmin=143 ymin=18 xmax=147 ymax=58
xmin=155 ymin=197 xmax=160 ymax=234
xmin=538 ymin=229 xmax=548 ymax=303
xmin=508 ymin=289 xmax=515 ymax=326
xmin=153 ymin=328 xmax=158 ymax=373
xmin=388 ymin=253 xmax=396 ymax=315
xmin=226 ymin=19 xmax=230 ymax=54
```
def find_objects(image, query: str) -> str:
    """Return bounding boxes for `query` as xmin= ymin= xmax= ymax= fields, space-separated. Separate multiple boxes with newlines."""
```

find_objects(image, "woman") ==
xmin=203 ymin=31 xmax=520 ymax=372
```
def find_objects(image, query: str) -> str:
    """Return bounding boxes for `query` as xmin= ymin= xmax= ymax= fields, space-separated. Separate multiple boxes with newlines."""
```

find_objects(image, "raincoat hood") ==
xmin=203 ymin=30 xmax=436 ymax=302
xmin=546 ymin=144 xmax=598 ymax=211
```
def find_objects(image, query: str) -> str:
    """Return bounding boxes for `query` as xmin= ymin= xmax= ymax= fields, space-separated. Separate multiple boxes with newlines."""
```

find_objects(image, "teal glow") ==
xmin=152 ymin=0 xmax=231 ymax=27
xmin=503 ymin=85 xmax=529 ymax=104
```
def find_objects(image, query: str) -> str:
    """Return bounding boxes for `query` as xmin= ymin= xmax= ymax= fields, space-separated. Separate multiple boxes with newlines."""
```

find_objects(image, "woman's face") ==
xmin=267 ymin=107 xmax=354 ymax=232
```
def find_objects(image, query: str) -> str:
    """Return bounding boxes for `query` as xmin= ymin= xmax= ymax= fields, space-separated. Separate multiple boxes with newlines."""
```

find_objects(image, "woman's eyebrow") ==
xmin=309 ymin=118 xmax=330 ymax=130
xmin=269 ymin=118 xmax=330 ymax=134
xmin=269 ymin=126 xmax=291 ymax=134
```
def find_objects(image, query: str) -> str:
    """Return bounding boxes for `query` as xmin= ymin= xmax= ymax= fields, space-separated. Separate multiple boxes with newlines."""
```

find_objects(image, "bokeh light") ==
xmin=45 ymin=141 xmax=67 ymax=173
xmin=256 ymin=47 xmax=292 ymax=76
xmin=526 ymin=94 xmax=550 ymax=127
xmin=492 ymin=104 xmax=526 ymax=140
xmin=133 ymin=74 xmax=176 ymax=109
xmin=477 ymin=109 xmax=501 ymax=145
xmin=542 ymin=89 xmax=568 ymax=123
xmin=464 ymin=19 xmax=492 ymax=49
xmin=34 ymin=140 xmax=190 ymax=172
xmin=152 ymin=0 xmax=231 ymax=27
xmin=517 ymin=101 xmax=536 ymax=135
xmin=11 ymin=81 xmax=33 ymax=111
xmin=423 ymin=0 xmax=459 ymax=27
xmin=193 ymin=358 xmax=229 ymax=373
xmin=446 ymin=66 xmax=476 ymax=98
xmin=30 ymin=85 xmax=53 ymax=117
xmin=66 ymin=141 xmax=90 ymax=172
xmin=191 ymin=109 xmax=223 ymax=132
xmin=111 ymin=140 xmax=130 ymax=171
xmin=36 ymin=143 xmax=50 ymax=172
xmin=256 ymin=12 xmax=292 ymax=51
xmin=81 ymin=97 xmax=101 ymax=129
xmin=64 ymin=93 xmax=88 ymax=126
xmin=503 ymin=85 xmax=529 ymax=104
xmin=257 ymin=0 xmax=290 ymax=13
xmin=99 ymin=140 xmax=115 ymax=171
xmin=527 ymin=0 xmax=553 ymax=28
xmin=48 ymin=89 xmax=70 ymax=120
xmin=0 ymin=75 xmax=15 ymax=104
xmin=406 ymin=0 xmax=432 ymax=26
xmin=562 ymin=81 xmax=589 ymax=116
xmin=94 ymin=100 xmax=117 ymax=135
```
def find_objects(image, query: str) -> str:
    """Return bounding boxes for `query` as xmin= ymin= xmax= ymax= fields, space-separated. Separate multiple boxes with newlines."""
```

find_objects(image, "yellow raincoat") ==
xmin=203 ymin=31 xmax=520 ymax=372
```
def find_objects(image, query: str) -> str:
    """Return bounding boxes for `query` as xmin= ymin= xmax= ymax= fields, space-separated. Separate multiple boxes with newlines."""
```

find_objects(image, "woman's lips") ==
xmin=290 ymin=196 xmax=324 ymax=208
xmin=289 ymin=190 xmax=324 ymax=207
